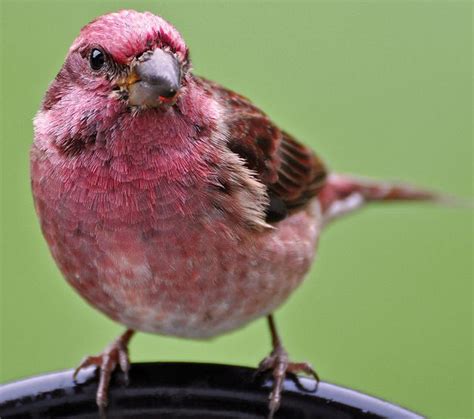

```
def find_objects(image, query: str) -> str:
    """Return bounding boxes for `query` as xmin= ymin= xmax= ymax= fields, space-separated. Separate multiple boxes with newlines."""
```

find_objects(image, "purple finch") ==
xmin=31 ymin=10 xmax=442 ymax=417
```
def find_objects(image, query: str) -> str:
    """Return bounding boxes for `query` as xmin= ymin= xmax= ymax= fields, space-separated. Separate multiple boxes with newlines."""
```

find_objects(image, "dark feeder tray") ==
xmin=0 ymin=362 xmax=423 ymax=418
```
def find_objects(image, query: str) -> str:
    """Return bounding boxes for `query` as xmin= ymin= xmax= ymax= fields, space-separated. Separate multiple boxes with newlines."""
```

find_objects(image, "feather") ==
xmin=195 ymin=76 xmax=327 ymax=221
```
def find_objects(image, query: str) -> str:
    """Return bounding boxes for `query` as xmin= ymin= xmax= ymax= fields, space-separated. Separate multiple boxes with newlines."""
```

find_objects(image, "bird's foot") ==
xmin=73 ymin=329 xmax=134 ymax=410
xmin=257 ymin=344 xmax=319 ymax=419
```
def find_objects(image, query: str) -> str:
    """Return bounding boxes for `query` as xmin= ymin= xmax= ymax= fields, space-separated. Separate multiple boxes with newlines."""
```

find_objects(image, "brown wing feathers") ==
xmin=273 ymin=132 xmax=327 ymax=210
xmin=197 ymin=76 xmax=327 ymax=222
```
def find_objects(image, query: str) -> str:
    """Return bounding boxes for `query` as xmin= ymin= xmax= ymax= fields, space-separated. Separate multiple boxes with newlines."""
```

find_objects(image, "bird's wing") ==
xmin=196 ymin=76 xmax=327 ymax=222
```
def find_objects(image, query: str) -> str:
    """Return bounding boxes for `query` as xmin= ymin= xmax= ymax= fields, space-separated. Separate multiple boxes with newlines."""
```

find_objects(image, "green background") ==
xmin=1 ymin=1 xmax=472 ymax=417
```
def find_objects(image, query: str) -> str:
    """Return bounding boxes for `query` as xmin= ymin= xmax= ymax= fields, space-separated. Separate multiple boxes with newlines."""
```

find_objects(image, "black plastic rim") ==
xmin=0 ymin=362 xmax=424 ymax=418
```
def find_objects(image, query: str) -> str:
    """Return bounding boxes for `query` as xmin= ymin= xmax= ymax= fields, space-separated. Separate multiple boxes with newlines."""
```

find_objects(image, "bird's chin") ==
xmin=127 ymin=100 xmax=176 ymax=113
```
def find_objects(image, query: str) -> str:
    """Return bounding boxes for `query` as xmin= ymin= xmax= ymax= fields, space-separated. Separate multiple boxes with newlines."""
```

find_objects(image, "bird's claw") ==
xmin=257 ymin=345 xmax=319 ymax=419
xmin=72 ymin=336 xmax=131 ymax=409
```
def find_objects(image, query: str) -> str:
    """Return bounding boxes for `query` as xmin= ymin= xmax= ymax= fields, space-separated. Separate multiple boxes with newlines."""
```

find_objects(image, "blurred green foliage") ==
xmin=0 ymin=1 xmax=472 ymax=418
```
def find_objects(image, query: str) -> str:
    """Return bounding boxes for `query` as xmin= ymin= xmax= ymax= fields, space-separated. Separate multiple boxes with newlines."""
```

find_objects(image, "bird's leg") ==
xmin=257 ymin=315 xmax=319 ymax=418
xmin=73 ymin=329 xmax=135 ymax=409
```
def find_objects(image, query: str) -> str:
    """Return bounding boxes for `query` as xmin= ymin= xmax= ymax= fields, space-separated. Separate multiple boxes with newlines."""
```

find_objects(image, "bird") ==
xmin=31 ymin=9 xmax=445 ymax=417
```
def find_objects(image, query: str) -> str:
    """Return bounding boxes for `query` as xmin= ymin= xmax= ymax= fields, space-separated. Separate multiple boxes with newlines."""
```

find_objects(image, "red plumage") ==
xmin=31 ymin=10 xmax=442 ymax=416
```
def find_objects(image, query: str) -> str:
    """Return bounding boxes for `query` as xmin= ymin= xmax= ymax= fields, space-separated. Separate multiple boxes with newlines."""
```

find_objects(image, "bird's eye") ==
xmin=90 ymin=48 xmax=105 ymax=70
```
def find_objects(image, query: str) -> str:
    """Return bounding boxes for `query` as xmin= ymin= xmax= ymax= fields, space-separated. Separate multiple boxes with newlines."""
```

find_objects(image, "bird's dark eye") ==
xmin=90 ymin=48 xmax=105 ymax=70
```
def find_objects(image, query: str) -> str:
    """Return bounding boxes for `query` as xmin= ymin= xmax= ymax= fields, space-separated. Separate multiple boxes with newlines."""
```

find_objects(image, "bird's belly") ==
xmin=37 ymin=178 xmax=322 ymax=338
xmin=85 ymin=202 xmax=322 ymax=338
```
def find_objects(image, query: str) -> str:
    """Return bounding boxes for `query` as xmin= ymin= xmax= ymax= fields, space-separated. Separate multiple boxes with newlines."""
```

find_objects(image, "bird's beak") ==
xmin=126 ymin=49 xmax=181 ymax=107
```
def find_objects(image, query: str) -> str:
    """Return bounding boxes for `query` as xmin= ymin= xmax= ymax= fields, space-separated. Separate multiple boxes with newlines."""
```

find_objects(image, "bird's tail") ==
xmin=319 ymin=173 xmax=463 ymax=225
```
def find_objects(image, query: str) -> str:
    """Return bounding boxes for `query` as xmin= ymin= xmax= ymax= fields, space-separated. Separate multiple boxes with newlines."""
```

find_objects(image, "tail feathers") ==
xmin=319 ymin=173 xmax=468 ymax=224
